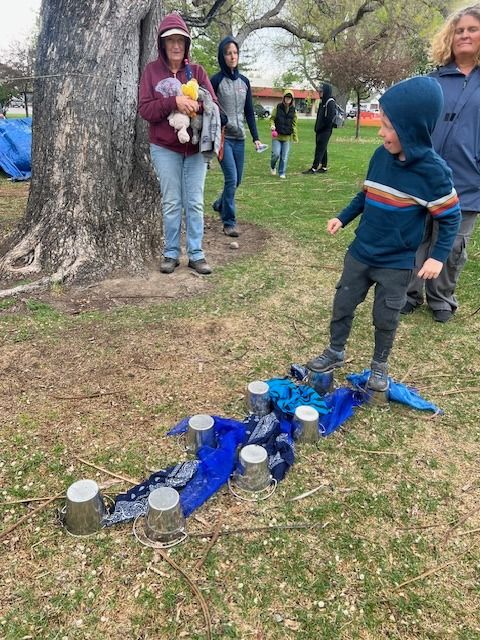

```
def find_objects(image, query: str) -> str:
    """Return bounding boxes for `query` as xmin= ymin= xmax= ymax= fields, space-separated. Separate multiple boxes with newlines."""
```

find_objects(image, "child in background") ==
xmin=269 ymin=89 xmax=298 ymax=179
xmin=306 ymin=76 xmax=461 ymax=392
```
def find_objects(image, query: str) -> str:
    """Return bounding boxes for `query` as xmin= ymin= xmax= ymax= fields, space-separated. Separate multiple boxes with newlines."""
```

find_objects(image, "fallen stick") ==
xmin=0 ymin=491 xmax=65 ymax=542
xmin=151 ymin=555 xmax=212 ymax=640
xmin=439 ymin=386 xmax=480 ymax=396
xmin=195 ymin=518 xmax=223 ymax=571
xmin=395 ymin=560 xmax=457 ymax=590
xmin=457 ymin=527 xmax=480 ymax=537
xmin=348 ymin=448 xmax=401 ymax=456
xmin=0 ymin=496 xmax=61 ymax=506
xmin=76 ymin=457 xmax=137 ymax=486
xmin=53 ymin=390 xmax=123 ymax=400
xmin=290 ymin=483 xmax=330 ymax=501
xmin=188 ymin=521 xmax=324 ymax=538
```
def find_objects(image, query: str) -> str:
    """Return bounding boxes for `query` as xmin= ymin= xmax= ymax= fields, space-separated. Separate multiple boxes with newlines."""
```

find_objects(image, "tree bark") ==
xmin=0 ymin=0 xmax=164 ymax=290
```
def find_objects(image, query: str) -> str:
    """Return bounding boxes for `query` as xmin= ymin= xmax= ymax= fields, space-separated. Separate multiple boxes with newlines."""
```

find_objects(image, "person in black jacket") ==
xmin=302 ymin=83 xmax=336 ymax=174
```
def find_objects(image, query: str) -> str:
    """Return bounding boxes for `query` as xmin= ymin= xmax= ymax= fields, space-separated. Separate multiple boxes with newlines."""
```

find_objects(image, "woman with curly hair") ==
xmin=402 ymin=4 xmax=480 ymax=322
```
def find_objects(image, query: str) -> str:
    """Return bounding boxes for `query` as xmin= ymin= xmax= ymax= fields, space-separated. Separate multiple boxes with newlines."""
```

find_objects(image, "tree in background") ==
xmin=321 ymin=34 xmax=414 ymax=138
xmin=2 ymin=38 xmax=37 ymax=117
xmin=0 ymin=0 xmax=164 ymax=294
xmin=272 ymin=0 xmax=449 ymax=99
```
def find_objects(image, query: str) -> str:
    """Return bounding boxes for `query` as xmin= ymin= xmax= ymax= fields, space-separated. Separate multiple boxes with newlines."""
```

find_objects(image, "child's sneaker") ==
xmin=279 ymin=174 xmax=286 ymax=179
xmin=270 ymin=168 xmax=277 ymax=176
xmin=306 ymin=347 xmax=345 ymax=373
xmin=366 ymin=361 xmax=389 ymax=392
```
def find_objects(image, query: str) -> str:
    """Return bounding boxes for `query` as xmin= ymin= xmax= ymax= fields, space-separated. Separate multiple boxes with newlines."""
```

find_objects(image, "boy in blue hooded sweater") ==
xmin=306 ymin=76 xmax=461 ymax=392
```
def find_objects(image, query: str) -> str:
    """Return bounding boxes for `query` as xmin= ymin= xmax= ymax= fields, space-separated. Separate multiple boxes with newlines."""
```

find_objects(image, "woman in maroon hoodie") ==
xmin=139 ymin=13 xmax=216 ymax=275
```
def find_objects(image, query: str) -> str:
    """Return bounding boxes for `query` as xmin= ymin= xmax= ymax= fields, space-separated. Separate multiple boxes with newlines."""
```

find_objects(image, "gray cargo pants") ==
xmin=330 ymin=253 xmax=412 ymax=363
xmin=405 ymin=211 xmax=477 ymax=313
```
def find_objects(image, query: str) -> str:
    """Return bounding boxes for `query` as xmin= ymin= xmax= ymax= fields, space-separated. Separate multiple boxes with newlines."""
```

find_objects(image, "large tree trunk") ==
xmin=0 ymin=0 xmax=164 ymax=290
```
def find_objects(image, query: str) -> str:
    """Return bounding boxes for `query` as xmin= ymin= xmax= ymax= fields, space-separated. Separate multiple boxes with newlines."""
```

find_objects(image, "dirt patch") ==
xmin=0 ymin=213 xmax=269 ymax=314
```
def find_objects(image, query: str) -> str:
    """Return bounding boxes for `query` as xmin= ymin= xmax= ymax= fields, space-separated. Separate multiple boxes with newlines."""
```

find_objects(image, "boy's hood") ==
xmin=217 ymin=36 xmax=239 ymax=80
xmin=379 ymin=76 xmax=443 ymax=164
xmin=157 ymin=13 xmax=191 ymax=67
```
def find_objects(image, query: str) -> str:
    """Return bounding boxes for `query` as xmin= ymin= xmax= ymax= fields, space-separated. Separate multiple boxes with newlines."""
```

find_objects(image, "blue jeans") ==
xmin=271 ymin=139 xmax=290 ymax=176
xmin=214 ymin=138 xmax=245 ymax=228
xmin=150 ymin=144 xmax=207 ymax=261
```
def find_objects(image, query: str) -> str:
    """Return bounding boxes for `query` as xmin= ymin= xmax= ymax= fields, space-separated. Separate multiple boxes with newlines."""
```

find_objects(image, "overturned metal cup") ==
xmin=293 ymin=405 xmax=320 ymax=443
xmin=235 ymin=444 xmax=272 ymax=492
xmin=64 ymin=479 xmax=106 ymax=536
xmin=144 ymin=487 xmax=186 ymax=543
xmin=186 ymin=414 xmax=215 ymax=454
xmin=306 ymin=370 xmax=333 ymax=395
xmin=246 ymin=380 xmax=271 ymax=416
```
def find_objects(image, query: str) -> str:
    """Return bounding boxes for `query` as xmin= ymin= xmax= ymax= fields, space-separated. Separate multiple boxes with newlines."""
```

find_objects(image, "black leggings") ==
xmin=312 ymin=130 xmax=333 ymax=169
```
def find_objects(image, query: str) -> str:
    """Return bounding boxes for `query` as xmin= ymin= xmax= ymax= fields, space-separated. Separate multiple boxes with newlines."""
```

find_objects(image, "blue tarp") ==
xmin=0 ymin=117 xmax=32 ymax=180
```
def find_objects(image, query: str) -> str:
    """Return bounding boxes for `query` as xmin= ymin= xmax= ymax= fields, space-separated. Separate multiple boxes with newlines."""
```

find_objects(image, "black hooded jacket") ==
xmin=315 ymin=83 xmax=336 ymax=133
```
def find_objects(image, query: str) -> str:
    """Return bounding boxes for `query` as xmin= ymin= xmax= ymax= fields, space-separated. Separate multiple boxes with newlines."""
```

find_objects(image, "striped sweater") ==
xmin=337 ymin=77 xmax=460 ymax=270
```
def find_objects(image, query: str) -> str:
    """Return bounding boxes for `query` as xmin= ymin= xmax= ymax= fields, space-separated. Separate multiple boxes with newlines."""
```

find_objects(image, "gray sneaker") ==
xmin=188 ymin=258 xmax=212 ymax=275
xmin=367 ymin=361 xmax=389 ymax=392
xmin=306 ymin=347 xmax=345 ymax=373
xmin=160 ymin=257 xmax=179 ymax=274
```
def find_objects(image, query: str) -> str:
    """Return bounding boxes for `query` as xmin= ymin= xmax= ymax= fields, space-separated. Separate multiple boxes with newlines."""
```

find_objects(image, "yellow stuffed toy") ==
xmin=181 ymin=79 xmax=199 ymax=100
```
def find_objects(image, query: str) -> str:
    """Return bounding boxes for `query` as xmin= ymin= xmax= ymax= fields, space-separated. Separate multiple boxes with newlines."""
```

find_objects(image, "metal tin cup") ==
xmin=365 ymin=388 xmax=389 ymax=406
xmin=144 ymin=487 xmax=185 ymax=543
xmin=236 ymin=444 xmax=271 ymax=492
xmin=294 ymin=405 xmax=320 ymax=443
xmin=64 ymin=479 xmax=106 ymax=536
xmin=246 ymin=380 xmax=271 ymax=416
xmin=186 ymin=414 xmax=215 ymax=454
xmin=306 ymin=370 xmax=333 ymax=395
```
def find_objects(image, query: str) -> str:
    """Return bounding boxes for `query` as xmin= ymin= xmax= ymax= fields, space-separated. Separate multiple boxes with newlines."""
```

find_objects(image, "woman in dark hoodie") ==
xmin=139 ymin=13 xmax=217 ymax=275
xmin=210 ymin=37 xmax=263 ymax=237
xmin=302 ymin=83 xmax=336 ymax=174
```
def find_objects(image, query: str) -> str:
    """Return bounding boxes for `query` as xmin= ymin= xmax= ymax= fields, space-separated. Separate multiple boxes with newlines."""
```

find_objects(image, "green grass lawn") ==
xmin=1 ymin=118 xmax=479 ymax=640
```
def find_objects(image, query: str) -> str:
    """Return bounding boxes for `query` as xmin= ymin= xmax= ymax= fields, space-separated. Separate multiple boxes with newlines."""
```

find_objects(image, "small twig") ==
xmin=443 ymin=505 xmax=480 ymax=543
xmin=188 ymin=521 xmax=324 ymax=538
xmin=292 ymin=320 xmax=308 ymax=340
xmin=151 ymin=554 xmax=212 ymax=640
xmin=195 ymin=518 xmax=223 ymax=571
xmin=290 ymin=483 xmax=330 ymax=501
xmin=0 ymin=496 xmax=61 ymax=506
xmin=395 ymin=560 xmax=457 ymax=590
xmin=76 ymin=457 xmax=137 ymax=486
xmin=438 ymin=386 xmax=480 ymax=396
xmin=53 ymin=390 xmax=123 ymax=400
xmin=399 ymin=364 xmax=416 ymax=384
xmin=0 ymin=491 xmax=65 ymax=542
xmin=348 ymin=448 xmax=401 ymax=456
xmin=457 ymin=527 xmax=480 ymax=537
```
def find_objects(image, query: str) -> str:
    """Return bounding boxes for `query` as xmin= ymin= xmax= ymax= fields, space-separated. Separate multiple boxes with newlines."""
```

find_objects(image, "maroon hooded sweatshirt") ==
xmin=138 ymin=13 xmax=217 ymax=155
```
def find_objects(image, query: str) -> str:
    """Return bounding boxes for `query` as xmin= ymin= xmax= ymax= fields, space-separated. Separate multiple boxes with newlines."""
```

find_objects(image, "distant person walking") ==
xmin=402 ymin=4 xmax=480 ymax=322
xmin=302 ymin=83 xmax=336 ymax=174
xmin=269 ymin=89 xmax=298 ymax=179
xmin=210 ymin=36 xmax=264 ymax=237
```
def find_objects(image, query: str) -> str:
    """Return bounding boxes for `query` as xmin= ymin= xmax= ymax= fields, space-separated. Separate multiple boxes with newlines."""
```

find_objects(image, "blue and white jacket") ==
xmin=429 ymin=63 xmax=480 ymax=213
xmin=210 ymin=36 xmax=259 ymax=143
xmin=338 ymin=76 xmax=461 ymax=270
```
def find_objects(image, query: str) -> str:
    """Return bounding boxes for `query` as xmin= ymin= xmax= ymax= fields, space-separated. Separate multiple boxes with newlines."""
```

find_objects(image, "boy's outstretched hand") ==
xmin=327 ymin=218 xmax=343 ymax=235
xmin=418 ymin=257 xmax=443 ymax=279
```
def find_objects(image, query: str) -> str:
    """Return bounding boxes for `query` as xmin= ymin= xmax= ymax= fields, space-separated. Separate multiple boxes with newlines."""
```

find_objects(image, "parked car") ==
xmin=347 ymin=108 xmax=358 ymax=118
xmin=253 ymin=103 xmax=270 ymax=119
